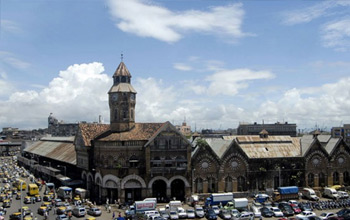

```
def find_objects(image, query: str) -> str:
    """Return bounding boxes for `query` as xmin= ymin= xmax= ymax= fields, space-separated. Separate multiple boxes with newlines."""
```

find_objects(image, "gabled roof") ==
xmin=114 ymin=62 xmax=131 ymax=77
xmin=324 ymin=137 xmax=341 ymax=155
xmin=301 ymin=135 xmax=315 ymax=156
xmin=96 ymin=122 xmax=165 ymax=142
xmin=24 ymin=137 xmax=76 ymax=165
xmin=78 ymin=123 xmax=109 ymax=147
xmin=203 ymin=138 xmax=231 ymax=159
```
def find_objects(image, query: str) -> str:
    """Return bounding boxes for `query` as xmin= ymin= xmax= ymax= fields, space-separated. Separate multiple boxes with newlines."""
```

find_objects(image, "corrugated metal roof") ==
xmin=238 ymin=137 xmax=301 ymax=158
xmin=40 ymin=136 xmax=75 ymax=142
xmin=24 ymin=139 xmax=76 ymax=165
xmin=317 ymin=135 xmax=331 ymax=143
xmin=224 ymin=135 xmax=293 ymax=143
xmin=204 ymin=138 xmax=231 ymax=158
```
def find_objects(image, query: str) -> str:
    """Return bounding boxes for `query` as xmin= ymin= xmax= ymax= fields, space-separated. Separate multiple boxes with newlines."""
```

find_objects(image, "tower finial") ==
xmin=121 ymin=51 xmax=124 ymax=62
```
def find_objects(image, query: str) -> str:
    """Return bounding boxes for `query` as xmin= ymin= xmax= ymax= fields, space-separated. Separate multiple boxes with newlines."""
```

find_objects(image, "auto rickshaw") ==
xmin=15 ymin=192 xmax=21 ymax=200
xmin=19 ymin=206 xmax=31 ymax=216
xmin=56 ymin=206 xmax=67 ymax=215
xmin=0 ymin=194 xmax=6 ymax=202
xmin=37 ymin=206 xmax=48 ymax=215
xmin=23 ymin=196 xmax=31 ymax=204
xmin=24 ymin=216 xmax=32 ymax=220
xmin=2 ymin=199 xmax=11 ymax=208
xmin=9 ymin=212 xmax=22 ymax=220
xmin=35 ymin=195 xmax=42 ymax=202
xmin=42 ymin=201 xmax=52 ymax=210
xmin=85 ymin=217 xmax=96 ymax=220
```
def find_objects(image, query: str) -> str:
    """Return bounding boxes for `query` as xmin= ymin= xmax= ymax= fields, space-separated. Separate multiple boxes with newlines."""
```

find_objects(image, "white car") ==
xmin=320 ymin=212 xmax=336 ymax=220
xmin=231 ymin=209 xmax=240 ymax=218
xmin=186 ymin=208 xmax=195 ymax=219
xmin=177 ymin=208 xmax=187 ymax=219
xmin=194 ymin=205 xmax=204 ymax=218
xmin=296 ymin=211 xmax=316 ymax=218
xmin=169 ymin=210 xmax=179 ymax=220
xmin=270 ymin=207 xmax=284 ymax=217
xmin=212 ymin=205 xmax=220 ymax=215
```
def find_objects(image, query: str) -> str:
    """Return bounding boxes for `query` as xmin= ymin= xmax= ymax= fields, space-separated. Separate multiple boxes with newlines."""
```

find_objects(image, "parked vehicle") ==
xmin=125 ymin=200 xmax=157 ymax=219
xmin=212 ymin=205 xmax=220 ymax=215
xmin=225 ymin=198 xmax=249 ymax=211
xmin=301 ymin=188 xmax=319 ymax=201
xmin=323 ymin=188 xmax=340 ymax=200
xmin=168 ymin=210 xmax=179 ymax=220
xmin=278 ymin=203 xmax=294 ymax=217
xmin=57 ymin=187 xmax=72 ymax=200
xmin=72 ymin=207 xmax=86 ymax=217
xmin=296 ymin=211 xmax=316 ymax=218
xmin=186 ymin=208 xmax=195 ymax=219
xmin=270 ymin=207 xmax=284 ymax=217
xmin=250 ymin=205 xmax=262 ymax=218
xmin=205 ymin=209 xmax=217 ymax=220
xmin=338 ymin=191 xmax=349 ymax=199
xmin=189 ymin=195 xmax=199 ymax=207
xmin=87 ymin=207 xmax=101 ymax=216
xmin=205 ymin=193 xmax=234 ymax=207
xmin=176 ymin=208 xmax=187 ymax=219
xmin=194 ymin=205 xmax=204 ymax=218
xmin=320 ymin=212 xmax=337 ymax=220
xmin=260 ymin=207 xmax=274 ymax=217
xmin=273 ymin=186 xmax=299 ymax=202
xmin=219 ymin=209 xmax=231 ymax=220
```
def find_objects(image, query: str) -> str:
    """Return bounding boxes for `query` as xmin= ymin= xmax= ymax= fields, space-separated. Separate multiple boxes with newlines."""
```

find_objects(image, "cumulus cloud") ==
xmin=206 ymin=69 xmax=275 ymax=96
xmin=0 ymin=62 xmax=111 ymax=128
xmin=107 ymin=0 xmax=249 ymax=43
xmin=321 ymin=19 xmax=350 ymax=51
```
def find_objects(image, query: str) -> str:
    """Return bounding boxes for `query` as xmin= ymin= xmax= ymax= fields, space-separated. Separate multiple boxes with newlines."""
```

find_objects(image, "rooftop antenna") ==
xmin=121 ymin=51 xmax=124 ymax=62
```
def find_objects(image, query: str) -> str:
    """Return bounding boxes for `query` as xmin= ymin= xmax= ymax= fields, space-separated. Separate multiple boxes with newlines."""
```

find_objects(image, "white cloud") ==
xmin=282 ymin=1 xmax=336 ymax=25
xmin=206 ymin=69 xmax=275 ymax=96
xmin=1 ymin=20 xmax=21 ymax=33
xmin=321 ymin=19 xmax=350 ymax=51
xmin=0 ymin=51 xmax=30 ymax=69
xmin=173 ymin=63 xmax=192 ymax=71
xmin=107 ymin=0 xmax=249 ymax=43
xmin=0 ymin=62 xmax=111 ymax=128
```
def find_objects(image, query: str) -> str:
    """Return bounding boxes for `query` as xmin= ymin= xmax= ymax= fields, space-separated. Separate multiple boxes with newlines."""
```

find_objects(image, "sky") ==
xmin=1 ymin=0 xmax=350 ymax=132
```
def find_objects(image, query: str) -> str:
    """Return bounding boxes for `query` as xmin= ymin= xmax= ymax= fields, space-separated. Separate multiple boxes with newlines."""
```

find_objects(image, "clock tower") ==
xmin=108 ymin=61 xmax=137 ymax=132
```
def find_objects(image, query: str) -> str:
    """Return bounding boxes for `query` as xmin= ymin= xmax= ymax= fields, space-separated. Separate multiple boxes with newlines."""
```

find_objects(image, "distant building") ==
xmin=48 ymin=113 xmax=79 ymax=137
xmin=331 ymin=124 xmax=350 ymax=145
xmin=175 ymin=121 xmax=191 ymax=136
xmin=237 ymin=122 xmax=297 ymax=137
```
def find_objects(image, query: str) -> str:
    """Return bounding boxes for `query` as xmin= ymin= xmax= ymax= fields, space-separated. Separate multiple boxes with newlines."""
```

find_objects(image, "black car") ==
xmin=205 ymin=209 xmax=217 ymax=220
xmin=298 ymin=203 xmax=313 ymax=212
xmin=260 ymin=207 xmax=274 ymax=217
xmin=278 ymin=203 xmax=294 ymax=217
xmin=337 ymin=208 xmax=350 ymax=219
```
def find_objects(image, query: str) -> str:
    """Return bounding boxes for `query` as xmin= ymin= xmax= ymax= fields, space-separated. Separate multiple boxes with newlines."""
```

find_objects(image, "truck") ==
xmin=57 ymin=186 xmax=72 ymax=200
xmin=75 ymin=188 xmax=88 ymax=200
xmin=323 ymin=187 xmax=339 ymax=200
xmin=205 ymin=193 xmax=234 ymax=207
xmin=301 ymin=188 xmax=319 ymax=201
xmin=125 ymin=200 xmax=157 ymax=220
xmin=224 ymin=198 xmax=248 ymax=211
xmin=273 ymin=186 xmax=299 ymax=201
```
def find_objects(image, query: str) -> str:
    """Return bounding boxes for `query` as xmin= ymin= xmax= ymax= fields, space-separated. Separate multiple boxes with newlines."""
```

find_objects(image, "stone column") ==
xmin=120 ymin=189 xmax=125 ymax=203
xmin=328 ymin=173 xmax=333 ymax=187
xmin=218 ymin=178 xmax=225 ymax=193
xmin=203 ymin=181 xmax=208 ymax=193
xmin=166 ymin=187 xmax=171 ymax=199
xmin=142 ymin=188 xmax=148 ymax=199
xmin=340 ymin=172 xmax=344 ymax=185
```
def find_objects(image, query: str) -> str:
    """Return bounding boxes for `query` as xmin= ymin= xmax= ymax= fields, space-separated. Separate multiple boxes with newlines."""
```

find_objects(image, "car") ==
xmin=260 ymin=207 xmax=274 ymax=217
xmin=177 ymin=208 xmax=187 ymax=219
xmin=237 ymin=211 xmax=255 ymax=220
xmin=195 ymin=205 xmax=205 ymax=218
xmin=212 ymin=205 xmax=220 ymax=215
xmin=288 ymin=200 xmax=299 ymax=206
xmin=186 ymin=208 xmax=195 ymax=219
xmin=296 ymin=211 xmax=316 ymax=218
xmin=270 ymin=207 xmax=284 ymax=217
xmin=169 ymin=210 xmax=179 ymax=220
xmin=279 ymin=203 xmax=295 ymax=217
xmin=336 ymin=209 xmax=350 ymax=218
xmin=320 ymin=213 xmax=337 ymax=220
xmin=160 ymin=209 xmax=170 ymax=219
xmin=298 ymin=203 xmax=313 ymax=212
xmin=219 ymin=209 xmax=232 ymax=220
xmin=87 ymin=207 xmax=102 ymax=216
xmin=231 ymin=209 xmax=240 ymax=218
xmin=56 ymin=214 xmax=69 ymax=220
xmin=290 ymin=204 xmax=302 ymax=214
xmin=205 ymin=209 xmax=217 ymax=220
xmin=37 ymin=206 xmax=48 ymax=215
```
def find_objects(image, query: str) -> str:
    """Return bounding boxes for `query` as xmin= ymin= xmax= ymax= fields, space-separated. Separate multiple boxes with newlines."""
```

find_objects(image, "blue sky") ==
xmin=1 ymin=0 xmax=350 ymax=131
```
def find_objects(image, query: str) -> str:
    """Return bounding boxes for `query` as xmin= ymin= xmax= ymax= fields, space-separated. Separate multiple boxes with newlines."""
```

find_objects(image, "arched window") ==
xmin=207 ymin=177 xmax=216 ymax=193
xmin=319 ymin=172 xmax=326 ymax=187
xmin=237 ymin=176 xmax=246 ymax=192
xmin=344 ymin=171 xmax=350 ymax=186
xmin=308 ymin=173 xmax=314 ymax=187
xmin=333 ymin=172 xmax=340 ymax=185
xmin=195 ymin=178 xmax=203 ymax=193
xmin=225 ymin=176 xmax=233 ymax=192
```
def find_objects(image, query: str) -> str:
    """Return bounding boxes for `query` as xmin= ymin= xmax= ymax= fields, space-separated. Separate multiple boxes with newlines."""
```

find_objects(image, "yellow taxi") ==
xmin=56 ymin=206 xmax=67 ymax=215
xmin=9 ymin=212 xmax=22 ymax=220
xmin=3 ymin=199 xmax=11 ymax=207
xmin=37 ymin=206 xmax=48 ymax=215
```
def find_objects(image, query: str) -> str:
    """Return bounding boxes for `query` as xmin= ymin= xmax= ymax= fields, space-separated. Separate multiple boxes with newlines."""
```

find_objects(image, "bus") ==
xmin=16 ymin=179 xmax=26 ymax=191
xmin=28 ymin=184 xmax=39 ymax=196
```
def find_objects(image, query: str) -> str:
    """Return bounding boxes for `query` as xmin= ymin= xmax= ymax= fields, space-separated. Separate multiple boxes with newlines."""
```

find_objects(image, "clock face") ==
xmin=111 ymin=93 xmax=118 ymax=101
xmin=338 ymin=157 xmax=344 ymax=164
xmin=312 ymin=158 xmax=320 ymax=166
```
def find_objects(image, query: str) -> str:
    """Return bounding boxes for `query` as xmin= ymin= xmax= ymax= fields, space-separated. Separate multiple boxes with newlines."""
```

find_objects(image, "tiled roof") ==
xmin=97 ymin=123 xmax=165 ymax=141
xmin=114 ymin=62 xmax=131 ymax=77
xmin=78 ymin=123 xmax=110 ymax=146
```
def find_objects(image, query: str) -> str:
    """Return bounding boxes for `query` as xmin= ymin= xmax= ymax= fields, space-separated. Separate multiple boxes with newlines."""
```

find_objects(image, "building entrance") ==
xmin=152 ymin=179 xmax=167 ymax=202
xmin=124 ymin=179 xmax=142 ymax=203
xmin=171 ymin=179 xmax=185 ymax=201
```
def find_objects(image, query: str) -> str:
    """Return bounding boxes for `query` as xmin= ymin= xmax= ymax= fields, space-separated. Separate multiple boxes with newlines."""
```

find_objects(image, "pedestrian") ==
xmin=108 ymin=205 xmax=111 ymax=213
xmin=113 ymin=211 xmax=115 ymax=219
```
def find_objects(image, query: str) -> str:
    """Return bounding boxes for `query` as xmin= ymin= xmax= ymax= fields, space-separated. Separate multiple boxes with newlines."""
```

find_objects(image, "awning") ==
xmin=56 ymin=174 xmax=71 ymax=182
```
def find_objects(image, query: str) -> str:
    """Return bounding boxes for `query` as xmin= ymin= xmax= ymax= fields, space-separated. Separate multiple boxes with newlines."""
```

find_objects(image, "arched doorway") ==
xmin=152 ymin=180 xmax=167 ymax=202
xmin=124 ymin=179 xmax=142 ymax=203
xmin=105 ymin=180 xmax=118 ymax=204
xmin=171 ymin=179 xmax=185 ymax=201
xmin=333 ymin=172 xmax=340 ymax=185
xmin=308 ymin=173 xmax=314 ymax=187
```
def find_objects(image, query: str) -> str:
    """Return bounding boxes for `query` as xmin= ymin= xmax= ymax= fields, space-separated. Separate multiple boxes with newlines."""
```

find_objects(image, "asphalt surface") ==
xmin=0 ymin=156 xmax=346 ymax=220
